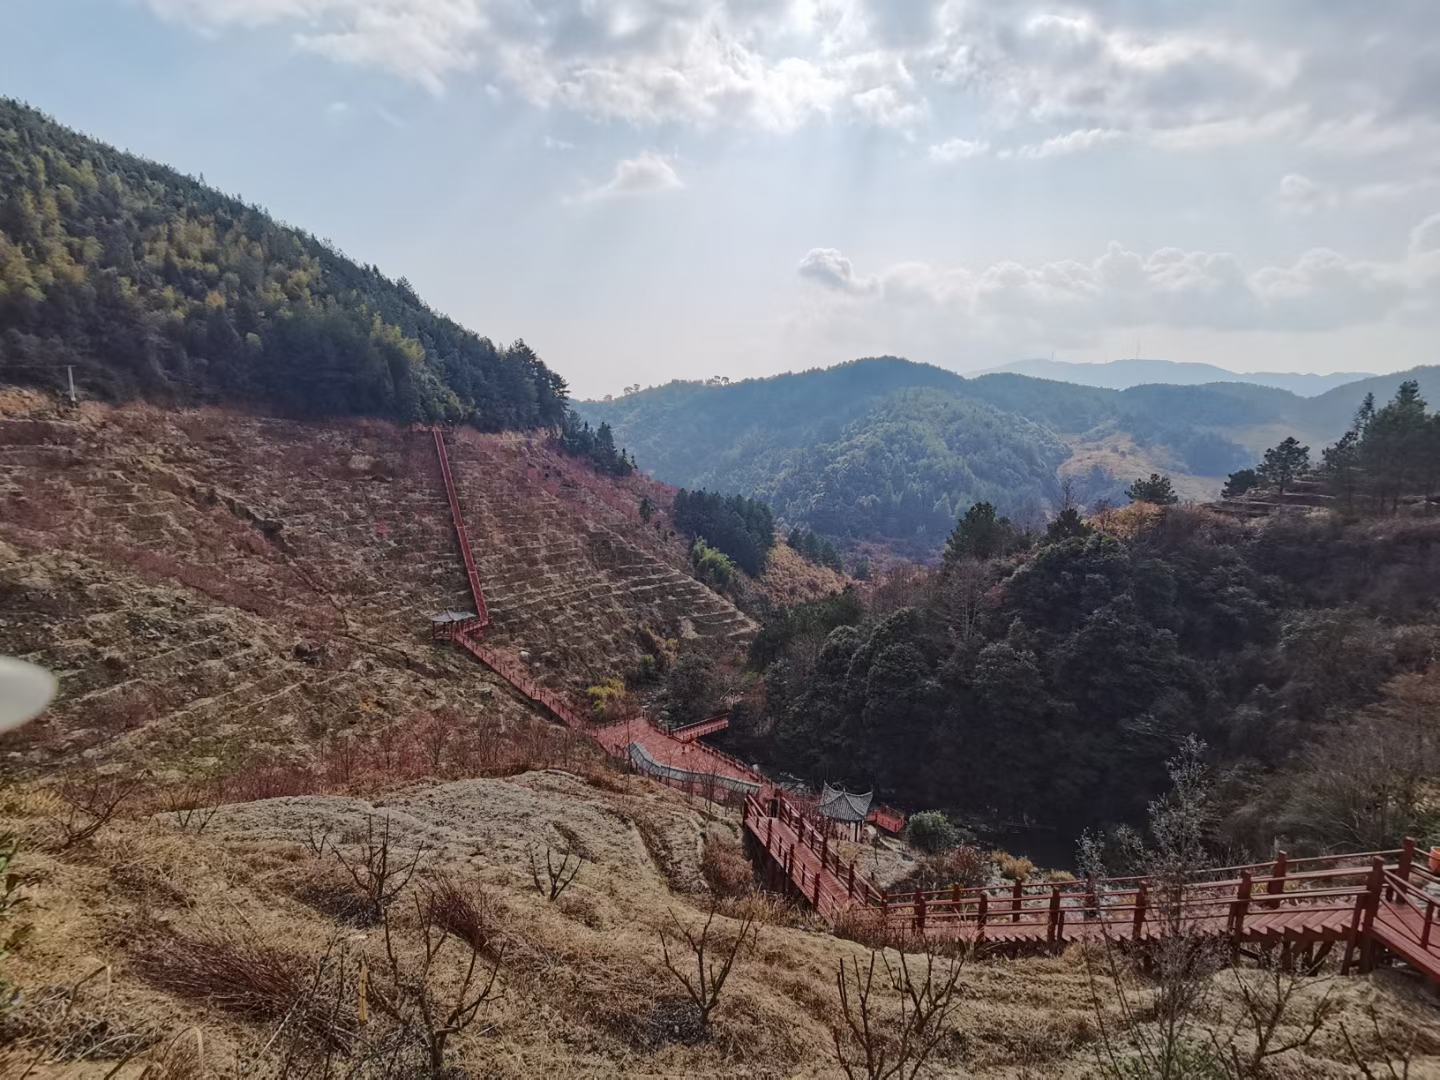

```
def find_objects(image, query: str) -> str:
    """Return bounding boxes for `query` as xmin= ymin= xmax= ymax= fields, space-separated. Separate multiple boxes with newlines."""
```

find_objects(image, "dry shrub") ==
xmin=0 ymin=972 xmax=163 ymax=1065
xmin=993 ymin=851 xmax=1036 ymax=882
xmin=700 ymin=832 xmax=754 ymax=899
xmin=130 ymin=926 xmax=340 ymax=1043
xmin=423 ymin=876 xmax=503 ymax=958
xmin=832 ymin=907 xmax=919 ymax=954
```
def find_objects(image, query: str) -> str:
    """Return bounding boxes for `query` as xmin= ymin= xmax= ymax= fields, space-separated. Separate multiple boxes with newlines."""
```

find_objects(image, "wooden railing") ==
xmin=431 ymin=428 xmax=488 ymax=627
xmin=671 ymin=714 xmax=730 ymax=742
xmin=867 ymin=803 xmax=906 ymax=834
xmin=454 ymin=633 xmax=589 ymax=730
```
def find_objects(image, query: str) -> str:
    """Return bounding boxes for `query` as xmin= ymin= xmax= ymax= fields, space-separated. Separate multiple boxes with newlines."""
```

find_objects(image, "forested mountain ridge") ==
xmin=0 ymin=99 xmax=568 ymax=429
xmin=980 ymin=357 xmax=1372 ymax=395
xmin=580 ymin=358 xmax=1440 ymax=550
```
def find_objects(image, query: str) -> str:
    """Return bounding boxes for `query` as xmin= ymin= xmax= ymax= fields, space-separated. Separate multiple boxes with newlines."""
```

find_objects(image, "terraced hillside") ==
xmin=0 ymin=393 xmax=752 ymax=774
xmin=445 ymin=429 xmax=756 ymax=689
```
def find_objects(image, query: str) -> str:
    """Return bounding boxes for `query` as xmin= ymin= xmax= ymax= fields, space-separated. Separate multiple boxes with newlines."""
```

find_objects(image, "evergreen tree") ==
xmin=1257 ymin=438 xmax=1310 ymax=497
xmin=1222 ymin=468 xmax=1258 ymax=499
xmin=943 ymin=502 xmax=1012 ymax=563
xmin=1044 ymin=506 xmax=1092 ymax=543
xmin=1126 ymin=473 xmax=1179 ymax=506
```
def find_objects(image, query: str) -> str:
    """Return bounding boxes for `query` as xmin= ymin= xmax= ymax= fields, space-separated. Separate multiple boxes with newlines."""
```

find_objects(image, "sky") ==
xmin=4 ymin=1 xmax=1439 ymax=399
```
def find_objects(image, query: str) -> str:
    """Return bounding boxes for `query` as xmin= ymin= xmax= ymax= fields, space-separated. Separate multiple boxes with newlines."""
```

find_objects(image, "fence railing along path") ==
xmin=745 ymin=790 xmax=1440 ymax=981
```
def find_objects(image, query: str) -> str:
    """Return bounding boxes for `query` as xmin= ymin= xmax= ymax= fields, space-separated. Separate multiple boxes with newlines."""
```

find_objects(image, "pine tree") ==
xmin=1222 ymin=468 xmax=1258 ymax=499
xmin=944 ymin=502 xmax=1012 ymax=563
xmin=1256 ymin=438 xmax=1310 ymax=497
xmin=1126 ymin=474 xmax=1179 ymax=506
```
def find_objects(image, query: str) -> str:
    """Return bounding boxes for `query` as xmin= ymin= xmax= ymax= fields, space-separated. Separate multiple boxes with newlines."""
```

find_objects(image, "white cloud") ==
xmin=1279 ymin=173 xmax=1439 ymax=215
xmin=136 ymin=0 xmax=1440 ymax=186
xmin=797 ymin=248 xmax=877 ymax=294
xmin=542 ymin=135 xmax=575 ymax=151
xmin=1015 ymin=127 xmax=1127 ymax=160
xmin=1277 ymin=174 xmax=1338 ymax=216
xmin=581 ymin=152 xmax=684 ymax=201
xmin=927 ymin=136 xmax=988 ymax=163
xmin=796 ymin=218 xmax=1440 ymax=354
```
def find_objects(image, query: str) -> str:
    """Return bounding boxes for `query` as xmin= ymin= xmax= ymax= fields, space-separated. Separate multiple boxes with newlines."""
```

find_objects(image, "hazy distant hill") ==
xmin=981 ymin=358 xmax=1373 ymax=396
xmin=579 ymin=358 xmax=1440 ymax=552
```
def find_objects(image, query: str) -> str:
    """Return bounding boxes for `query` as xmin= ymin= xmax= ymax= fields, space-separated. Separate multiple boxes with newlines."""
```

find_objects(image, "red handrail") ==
xmin=431 ymin=428 xmax=489 ymax=626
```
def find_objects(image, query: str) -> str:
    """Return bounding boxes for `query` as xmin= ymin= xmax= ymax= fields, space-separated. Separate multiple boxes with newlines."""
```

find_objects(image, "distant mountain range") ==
xmin=579 ymin=358 xmax=1440 ymax=555
xmin=978 ymin=358 xmax=1375 ymax=397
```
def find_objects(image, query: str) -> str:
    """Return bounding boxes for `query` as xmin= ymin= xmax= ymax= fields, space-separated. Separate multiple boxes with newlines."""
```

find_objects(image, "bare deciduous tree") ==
xmin=332 ymin=816 xmax=425 ymax=925
xmin=831 ymin=942 xmax=965 ymax=1080
xmin=367 ymin=896 xmax=503 ymax=1078
xmin=50 ymin=773 xmax=144 ymax=849
xmin=658 ymin=903 xmax=759 ymax=1029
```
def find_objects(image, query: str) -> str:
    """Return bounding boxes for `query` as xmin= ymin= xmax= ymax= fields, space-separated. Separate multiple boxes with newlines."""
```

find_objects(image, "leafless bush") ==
xmin=303 ymin=820 xmax=334 ymax=860
xmin=1339 ymin=1004 xmax=1420 ymax=1080
xmin=333 ymin=815 xmax=425 ymax=925
xmin=131 ymin=927 xmax=343 ymax=1046
xmin=162 ymin=779 xmax=226 ymax=835
xmin=658 ymin=902 xmax=759 ymax=1029
xmin=423 ymin=877 xmax=502 ymax=958
xmin=366 ymin=897 xmax=503 ymax=1078
xmin=1203 ymin=966 xmax=1337 ymax=1078
xmin=49 ymin=773 xmax=144 ymax=849
xmin=529 ymin=843 xmax=583 ymax=902
xmin=831 ymin=941 xmax=966 ymax=1080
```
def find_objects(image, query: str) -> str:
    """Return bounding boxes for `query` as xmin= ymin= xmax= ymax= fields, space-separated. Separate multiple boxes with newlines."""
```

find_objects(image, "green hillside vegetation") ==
xmin=580 ymin=357 xmax=1440 ymax=551
xmin=730 ymin=508 xmax=1440 ymax=855
xmin=0 ymin=99 xmax=568 ymax=430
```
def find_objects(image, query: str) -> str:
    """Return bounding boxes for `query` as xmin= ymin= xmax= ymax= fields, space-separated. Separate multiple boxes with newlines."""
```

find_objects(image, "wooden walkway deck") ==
xmin=744 ymin=792 xmax=1440 ymax=981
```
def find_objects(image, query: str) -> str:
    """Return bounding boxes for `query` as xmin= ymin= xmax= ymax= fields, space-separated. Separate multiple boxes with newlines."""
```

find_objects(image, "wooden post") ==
xmin=767 ymin=816 xmax=774 ymax=849
xmin=1012 ymin=879 xmax=1024 ymax=923
xmin=1421 ymin=899 xmax=1434 ymax=952
xmin=1359 ymin=856 xmax=1385 ymax=974
xmin=881 ymin=890 xmax=889 ymax=922
xmin=952 ymin=882 xmax=962 ymax=921
xmin=820 ymin=835 xmax=829 ymax=872
xmin=814 ymin=864 xmax=823 ymax=909
xmin=1396 ymin=837 xmax=1416 ymax=901
xmin=848 ymin=862 xmax=856 ymax=900
xmin=915 ymin=889 xmax=926 ymax=934
xmin=1085 ymin=873 xmax=1098 ymax=920
xmin=1266 ymin=852 xmax=1288 ymax=909
xmin=1231 ymin=870 xmax=1253 ymax=949
xmin=1133 ymin=882 xmax=1148 ymax=940
xmin=1047 ymin=885 xmax=1062 ymax=944
xmin=977 ymin=891 xmax=989 ymax=931
xmin=1342 ymin=888 xmax=1367 ymax=975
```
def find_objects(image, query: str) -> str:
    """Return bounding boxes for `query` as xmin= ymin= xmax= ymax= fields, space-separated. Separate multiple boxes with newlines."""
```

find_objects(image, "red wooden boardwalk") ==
xmin=744 ymin=790 xmax=1440 ymax=981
